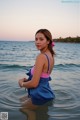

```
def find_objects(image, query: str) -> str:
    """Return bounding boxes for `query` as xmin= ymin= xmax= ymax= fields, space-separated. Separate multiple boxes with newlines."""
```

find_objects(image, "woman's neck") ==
xmin=40 ymin=47 xmax=49 ymax=53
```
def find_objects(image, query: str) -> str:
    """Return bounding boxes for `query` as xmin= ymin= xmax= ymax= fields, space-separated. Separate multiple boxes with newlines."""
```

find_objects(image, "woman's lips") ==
xmin=36 ymin=45 xmax=41 ymax=48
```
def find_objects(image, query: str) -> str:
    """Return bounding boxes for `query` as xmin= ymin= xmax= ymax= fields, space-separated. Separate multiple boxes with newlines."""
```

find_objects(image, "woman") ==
xmin=19 ymin=29 xmax=55 ymax=109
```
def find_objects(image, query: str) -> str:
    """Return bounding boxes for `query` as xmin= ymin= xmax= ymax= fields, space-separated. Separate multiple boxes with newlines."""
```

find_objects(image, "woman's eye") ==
xmin=40 ymin=38 xmax=43 ymax=41
xmin=35 ymin=38 xmax=38 ymax=41
xmin=35 ymin=38 xmax=43 ymax=41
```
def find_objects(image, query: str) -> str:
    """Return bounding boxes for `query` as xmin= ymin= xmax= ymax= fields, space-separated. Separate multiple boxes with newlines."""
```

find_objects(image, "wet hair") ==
xmin=35 ymin=29 xmax=55 ymax=56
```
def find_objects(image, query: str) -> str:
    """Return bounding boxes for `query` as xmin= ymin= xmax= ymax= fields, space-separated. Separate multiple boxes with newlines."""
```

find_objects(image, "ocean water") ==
xmin=0 ymin=41 xmax=80 ymax=120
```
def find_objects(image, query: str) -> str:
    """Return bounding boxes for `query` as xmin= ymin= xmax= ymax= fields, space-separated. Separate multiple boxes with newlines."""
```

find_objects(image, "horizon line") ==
xmin=0 ymin=36 xmax=80 ymax=42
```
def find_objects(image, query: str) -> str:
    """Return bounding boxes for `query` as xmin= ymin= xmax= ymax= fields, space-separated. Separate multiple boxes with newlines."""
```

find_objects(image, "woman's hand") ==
xmin=18 ymin=78 xmax=27 ymax=87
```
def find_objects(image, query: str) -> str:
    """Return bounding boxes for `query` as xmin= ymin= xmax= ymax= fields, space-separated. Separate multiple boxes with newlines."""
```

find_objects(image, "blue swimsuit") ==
xmin=26 ymin=54 xmax=55 ymax=105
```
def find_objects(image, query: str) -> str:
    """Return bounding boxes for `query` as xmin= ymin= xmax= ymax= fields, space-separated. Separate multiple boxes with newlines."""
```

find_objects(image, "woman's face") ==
xmin=35 ymin=32 xmax=49 ymax=50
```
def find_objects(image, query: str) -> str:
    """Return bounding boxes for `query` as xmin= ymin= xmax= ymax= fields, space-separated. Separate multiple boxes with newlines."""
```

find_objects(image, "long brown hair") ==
xmin=35 ymin=29 xmax=55 ymax=56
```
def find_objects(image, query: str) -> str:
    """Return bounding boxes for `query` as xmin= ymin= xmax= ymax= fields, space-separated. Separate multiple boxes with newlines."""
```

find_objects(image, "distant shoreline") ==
xmin=0 ymin=36 xmax=80 ymax=43
xmin=54 ymin=36 xmax=80 ymax=43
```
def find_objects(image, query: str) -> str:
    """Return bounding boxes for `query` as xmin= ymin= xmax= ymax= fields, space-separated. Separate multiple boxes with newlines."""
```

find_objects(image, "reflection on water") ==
xmin=19 ymin=97 xmax=54 ymax=120
xmin=19 ymin=96 xmax=53 ymax=120
xmin=20 ymin=105 xmax=49 ymax=120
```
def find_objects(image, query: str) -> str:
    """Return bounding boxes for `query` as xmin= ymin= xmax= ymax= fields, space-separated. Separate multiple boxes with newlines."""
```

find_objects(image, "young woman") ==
xmin=18 ymin=29 xmax=55 ymax=109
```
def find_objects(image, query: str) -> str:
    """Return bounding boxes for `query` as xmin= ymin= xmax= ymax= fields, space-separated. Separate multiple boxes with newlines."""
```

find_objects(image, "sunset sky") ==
xmin=0 ymin=0 xmax=80 ymax=41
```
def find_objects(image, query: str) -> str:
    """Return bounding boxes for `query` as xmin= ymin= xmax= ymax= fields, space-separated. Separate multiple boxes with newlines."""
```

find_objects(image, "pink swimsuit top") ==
xmin=31 ymin=66 xmax=50 ymax=78
xmin=31 ymin=53 xmax=50 ymax=78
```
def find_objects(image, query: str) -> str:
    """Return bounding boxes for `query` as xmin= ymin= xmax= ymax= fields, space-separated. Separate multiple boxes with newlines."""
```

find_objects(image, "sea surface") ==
xmin=0 ymin=41 xmax=80 ymax=120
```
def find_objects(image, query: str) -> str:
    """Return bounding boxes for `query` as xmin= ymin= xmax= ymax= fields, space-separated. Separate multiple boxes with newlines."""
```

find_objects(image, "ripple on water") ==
xmin=0 ymin=86 xmax=27 ymax=111
xmin=48 ymin=88 xmax=80 ymax=120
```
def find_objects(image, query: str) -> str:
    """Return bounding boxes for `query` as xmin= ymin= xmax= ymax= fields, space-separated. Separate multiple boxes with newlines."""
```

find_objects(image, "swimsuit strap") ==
xmin=44 ymin=53 xmax=50 ymax=73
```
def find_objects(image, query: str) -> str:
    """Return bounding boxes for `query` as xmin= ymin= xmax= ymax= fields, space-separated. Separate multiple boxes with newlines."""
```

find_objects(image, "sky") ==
xmin=0 ymin=0 xmax=80 ymax=41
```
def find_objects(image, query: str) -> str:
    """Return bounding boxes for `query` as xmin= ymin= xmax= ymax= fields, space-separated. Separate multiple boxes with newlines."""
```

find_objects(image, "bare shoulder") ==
xmin=36 ymin=53 xmax=46 ymax=61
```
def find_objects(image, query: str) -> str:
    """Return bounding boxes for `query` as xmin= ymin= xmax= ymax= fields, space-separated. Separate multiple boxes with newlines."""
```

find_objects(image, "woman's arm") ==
xmin=19 ymin=54 xmax=45 ymax=88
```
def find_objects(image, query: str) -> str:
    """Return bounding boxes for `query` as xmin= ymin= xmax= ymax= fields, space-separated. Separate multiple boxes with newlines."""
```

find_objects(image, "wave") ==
xmin=0 ymin=64 xmax=32 ymax=70
xmin=0 ymin=63 xmax=80 ymax=70
xmin=55 ymin=63 xmax=80 ymax=68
